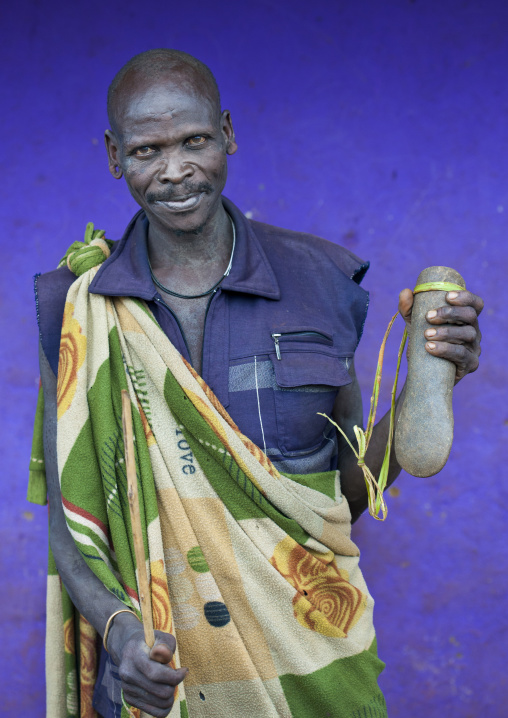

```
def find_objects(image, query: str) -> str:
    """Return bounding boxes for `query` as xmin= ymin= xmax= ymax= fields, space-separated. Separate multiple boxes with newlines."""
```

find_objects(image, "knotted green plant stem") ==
xmin=320 ymin=280 xmax=465 ymax=521
xmin=58 ymin=221 xmax=113 ymax=276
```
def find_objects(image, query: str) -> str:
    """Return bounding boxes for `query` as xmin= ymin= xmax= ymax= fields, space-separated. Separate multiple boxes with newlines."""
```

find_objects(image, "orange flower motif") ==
xmin=63 ymin=616 xmax=75 ymax=655
xmin=236 ymin=431 xmax=280 ymax=481
xmin=150 ymin=560 xmax=179 ymax=698
xmin=57 ymin=302 xmax=87 ymax=420
xmin=270 ymin=537 xmax=367 ymax=638
xmin=150 ymin=559 xmax=172 ymax=633
xmin=137 ymin=398 xmax=156 ymax=447
xmin=79 ymin=616 xmax=98 ymax=718
xmin=183 ymin=357 xmax=240 ymax=430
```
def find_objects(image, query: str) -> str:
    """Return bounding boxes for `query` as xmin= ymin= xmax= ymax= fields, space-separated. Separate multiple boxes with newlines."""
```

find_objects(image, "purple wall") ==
xmin=2 ymin=1 xmax=507 ymax=715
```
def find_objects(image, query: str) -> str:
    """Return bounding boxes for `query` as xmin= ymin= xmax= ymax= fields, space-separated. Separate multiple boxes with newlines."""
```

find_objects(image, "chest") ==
xmin=157 ymin=293 xmax=211 ymax=375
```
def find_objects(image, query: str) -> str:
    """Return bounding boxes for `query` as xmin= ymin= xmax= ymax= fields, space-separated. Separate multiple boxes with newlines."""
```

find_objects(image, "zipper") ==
xmin=272 ymin=334 xmax=282 ymax=360
xmin=270 ymin=330 xmax=333 ymax=360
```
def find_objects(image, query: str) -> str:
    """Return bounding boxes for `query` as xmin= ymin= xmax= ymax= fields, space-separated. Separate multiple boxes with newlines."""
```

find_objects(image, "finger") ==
xmin=425 ymin=341 xmax=479 ymax=377
xmin=398 ymin=288 xmax=413 ymax=321
xmin=445 ymin=290 xmax=484 ymax=315
xmin=424 ymin=325 xmax=477 ymax=345
xmin=123 ymin=681 xmax=176 ymax=708
xmin=122 ymin=690 xmax=174 ymax=718
xmin=426 ymin=305 xmax=478 ymax=326
xmin=143 ymin=661 xmax=188 ymax=687
xmin=122 ymin=670 xmax=184 ymax=700
xmin=150 ymin=641 xmax=173 ymax=665
xmin=122 ymin=653 xmax=187 ymax=688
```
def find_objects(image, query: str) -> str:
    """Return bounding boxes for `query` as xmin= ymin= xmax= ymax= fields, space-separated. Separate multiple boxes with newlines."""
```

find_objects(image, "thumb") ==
xmin=398 ymin=288 xmax=414 ymax=324
xmin=149 ymin=635 xmax=174 ymax=665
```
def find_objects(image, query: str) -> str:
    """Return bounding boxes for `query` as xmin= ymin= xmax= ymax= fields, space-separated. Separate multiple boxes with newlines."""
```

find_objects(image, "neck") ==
xmin=147 ymin=203 xmax=232 ymax=270
xmin=146 ymin=203 xmax=234 ymax=296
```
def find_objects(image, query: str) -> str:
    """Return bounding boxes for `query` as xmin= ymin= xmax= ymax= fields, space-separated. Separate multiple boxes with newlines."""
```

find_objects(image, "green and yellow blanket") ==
xmin=29 ymin=264 xmax=387 ymax=718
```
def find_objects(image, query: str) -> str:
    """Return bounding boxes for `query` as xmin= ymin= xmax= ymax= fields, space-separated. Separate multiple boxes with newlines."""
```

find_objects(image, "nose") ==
xmin=157 ymin=151 xmax=193 ymax=184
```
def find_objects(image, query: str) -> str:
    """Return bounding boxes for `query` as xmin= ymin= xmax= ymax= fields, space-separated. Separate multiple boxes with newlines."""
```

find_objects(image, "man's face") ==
xmin=105 ymin=76 xmax=237 ymax=235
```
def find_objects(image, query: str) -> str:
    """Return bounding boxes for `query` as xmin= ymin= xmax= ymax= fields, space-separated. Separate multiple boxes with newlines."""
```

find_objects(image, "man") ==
xmin=33 ymin=49 xmax=483 ymax=717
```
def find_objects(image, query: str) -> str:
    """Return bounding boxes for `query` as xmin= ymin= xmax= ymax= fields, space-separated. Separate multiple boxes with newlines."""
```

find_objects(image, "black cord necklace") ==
xmin=148 ymin=216 xmax=236 ymax=300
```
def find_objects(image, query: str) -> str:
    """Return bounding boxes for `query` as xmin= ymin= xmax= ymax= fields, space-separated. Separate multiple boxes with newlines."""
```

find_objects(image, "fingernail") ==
xmin=425 ymin=329 xmax=436 ymax=337
xmin=447 ymin=291 xmax=458 ymax=300
xmin=427 ymin=342 xmax=436 ymax=349
xmin=427 ymin=310 xmax=437 ymax=319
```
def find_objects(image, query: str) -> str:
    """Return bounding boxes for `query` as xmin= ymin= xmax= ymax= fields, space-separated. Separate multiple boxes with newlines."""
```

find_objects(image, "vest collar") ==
xmin=89 ymin=197 xmax=280 ymax=301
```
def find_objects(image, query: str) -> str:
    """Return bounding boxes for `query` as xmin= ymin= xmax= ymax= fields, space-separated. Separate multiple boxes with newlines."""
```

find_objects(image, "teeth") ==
xmin=157 ymin=194 xmax=201 ymax=211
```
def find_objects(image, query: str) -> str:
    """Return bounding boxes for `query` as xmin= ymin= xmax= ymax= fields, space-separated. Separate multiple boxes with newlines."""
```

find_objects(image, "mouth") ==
xmin=154 ymin=192 xmax=204 ymax=213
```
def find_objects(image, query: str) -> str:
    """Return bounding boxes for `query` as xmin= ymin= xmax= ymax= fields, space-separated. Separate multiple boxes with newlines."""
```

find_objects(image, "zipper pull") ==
xmin=271 ymin=333 xmax=282 ymax=360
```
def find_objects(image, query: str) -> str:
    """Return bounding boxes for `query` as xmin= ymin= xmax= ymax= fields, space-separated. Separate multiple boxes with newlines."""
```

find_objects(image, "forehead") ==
xmin=115 ymin=74 xmax=218 ymax=139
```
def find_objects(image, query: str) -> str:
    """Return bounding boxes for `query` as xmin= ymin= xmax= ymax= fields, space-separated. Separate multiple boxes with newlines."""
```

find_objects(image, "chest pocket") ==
xmin=270 ymin=337 xmax=352 ymax=456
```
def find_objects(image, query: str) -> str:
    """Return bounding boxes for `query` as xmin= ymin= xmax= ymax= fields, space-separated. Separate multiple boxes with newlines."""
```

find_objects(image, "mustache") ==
xmin=147 ymin=182 xmax=213 ymax=204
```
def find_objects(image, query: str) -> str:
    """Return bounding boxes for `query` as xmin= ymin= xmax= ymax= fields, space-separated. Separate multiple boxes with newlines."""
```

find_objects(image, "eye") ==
xmin=186 ymin=136 xmax=207 ymax=147
xmin=134 ymin=146 xmax=156 ymax=157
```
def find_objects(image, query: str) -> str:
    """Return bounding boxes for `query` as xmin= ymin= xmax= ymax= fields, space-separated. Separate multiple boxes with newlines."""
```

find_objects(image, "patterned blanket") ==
xmin=29 ymin=265 xmax=387 ymax=718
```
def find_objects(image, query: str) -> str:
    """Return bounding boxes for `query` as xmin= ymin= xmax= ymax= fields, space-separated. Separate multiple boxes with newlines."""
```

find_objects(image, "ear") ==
xmin=104 ymin=130 xmax=123 ymax=179
xmin=221 ymin=110 xmax=238 ymax=156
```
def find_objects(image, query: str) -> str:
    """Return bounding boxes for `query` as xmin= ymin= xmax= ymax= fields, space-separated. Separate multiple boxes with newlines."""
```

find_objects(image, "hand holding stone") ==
xmin=395 ymin=267 xmax=483 ymax=477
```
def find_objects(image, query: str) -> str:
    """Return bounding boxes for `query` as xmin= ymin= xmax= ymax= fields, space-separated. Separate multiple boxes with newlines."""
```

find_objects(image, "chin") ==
xmin=149 ymin=196 xmax=219 ymax=235
xmin=149 ymin=209 xmax=204 ymax=236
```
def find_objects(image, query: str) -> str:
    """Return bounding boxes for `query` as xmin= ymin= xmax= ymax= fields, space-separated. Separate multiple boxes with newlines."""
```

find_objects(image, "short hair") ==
xmin=107 ymin=49 xmax=221 ymax=132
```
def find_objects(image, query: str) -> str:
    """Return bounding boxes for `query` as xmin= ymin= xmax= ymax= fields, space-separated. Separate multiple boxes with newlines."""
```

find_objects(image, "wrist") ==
xmin=106 ymin=611 xmax=142 ymax=665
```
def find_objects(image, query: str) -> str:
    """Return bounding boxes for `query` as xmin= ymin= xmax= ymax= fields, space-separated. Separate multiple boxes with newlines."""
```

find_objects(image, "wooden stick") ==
xmin=121 ymin=389 xmax=155 ymax=649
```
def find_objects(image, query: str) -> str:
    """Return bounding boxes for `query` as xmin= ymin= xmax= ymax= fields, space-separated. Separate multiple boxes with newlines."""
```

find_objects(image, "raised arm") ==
xmin=39 ymin=342 xmax=186 ymax=717
xmin=335 ymin=287 xmax=483 ymax=523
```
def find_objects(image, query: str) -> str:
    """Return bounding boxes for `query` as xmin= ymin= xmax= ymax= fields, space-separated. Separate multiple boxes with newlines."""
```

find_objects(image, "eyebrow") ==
xmin=123 ymin=125 xmax=217 ymax=151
